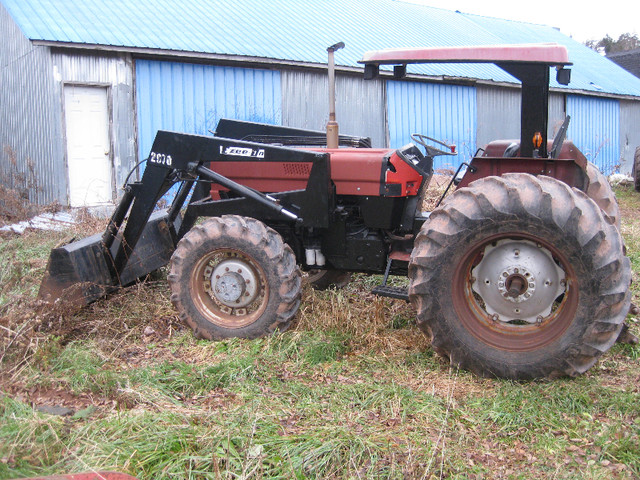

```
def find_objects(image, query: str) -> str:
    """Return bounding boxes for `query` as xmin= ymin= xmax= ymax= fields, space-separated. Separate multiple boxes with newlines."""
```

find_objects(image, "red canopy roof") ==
xmin=360 ymin=43 xmax=571 ymax=66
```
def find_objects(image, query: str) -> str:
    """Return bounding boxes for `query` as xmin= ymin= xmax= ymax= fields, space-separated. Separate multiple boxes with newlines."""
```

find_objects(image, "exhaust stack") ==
xmin=326 ymin=42 xmax=345 ymax=149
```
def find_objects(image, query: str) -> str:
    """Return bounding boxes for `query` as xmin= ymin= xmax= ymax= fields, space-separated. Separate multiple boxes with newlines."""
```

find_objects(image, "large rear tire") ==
xmin=409 ymin=173 xmax=630 ymax=380
xmin=169 ymin=215 xmax=302 ymax=340
xmin=585 ymin=162 xmax=620 ymax=230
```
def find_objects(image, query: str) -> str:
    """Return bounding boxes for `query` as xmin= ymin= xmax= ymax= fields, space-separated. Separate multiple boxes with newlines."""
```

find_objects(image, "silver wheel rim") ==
xmin=471 ymin=239 xmax=566 ymax=324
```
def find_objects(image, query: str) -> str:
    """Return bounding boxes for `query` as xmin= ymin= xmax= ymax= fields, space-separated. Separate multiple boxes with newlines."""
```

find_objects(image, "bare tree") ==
xmin=585 ymin=33 xmax=640 ymax=54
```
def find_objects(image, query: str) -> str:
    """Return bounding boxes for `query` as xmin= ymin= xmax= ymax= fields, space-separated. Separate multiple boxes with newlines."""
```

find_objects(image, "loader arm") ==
xmin=39 ymin=131 xmax=331 ymax=306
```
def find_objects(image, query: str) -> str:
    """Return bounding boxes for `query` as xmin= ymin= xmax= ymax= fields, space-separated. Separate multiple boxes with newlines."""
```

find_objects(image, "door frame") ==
xmin=61 ymin=82 xmax=115 ymax=205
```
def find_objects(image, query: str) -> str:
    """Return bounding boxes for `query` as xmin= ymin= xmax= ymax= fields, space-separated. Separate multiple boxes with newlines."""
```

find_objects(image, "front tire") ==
xmin=409 ymin=173 xmax=630 ymax=380
xmin=169 ymin=215 xmax=302 ymax=340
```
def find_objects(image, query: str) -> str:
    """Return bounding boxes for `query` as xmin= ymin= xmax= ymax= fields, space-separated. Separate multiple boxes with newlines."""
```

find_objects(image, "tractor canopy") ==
xmin=360 ymin=43 xmax=573 ymax=158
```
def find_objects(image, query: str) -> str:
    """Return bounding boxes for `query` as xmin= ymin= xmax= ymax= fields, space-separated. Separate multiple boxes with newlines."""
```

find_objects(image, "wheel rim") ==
xmin=452 ymin=233 xmax=578 ymax=352
xmin=190 ymin=248 xmax=268 ymax=329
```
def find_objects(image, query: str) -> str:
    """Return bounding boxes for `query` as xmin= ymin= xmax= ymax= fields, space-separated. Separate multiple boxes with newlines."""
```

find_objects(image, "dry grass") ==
xmin=0 ymin=182 xmax=639 ymax=479
xmin=421 ymin=172 xmax=452 ymax=211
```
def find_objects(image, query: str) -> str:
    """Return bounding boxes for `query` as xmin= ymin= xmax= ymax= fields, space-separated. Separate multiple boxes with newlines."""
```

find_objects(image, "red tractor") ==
xmin=40 ymin=44 xmax=631 ymax=380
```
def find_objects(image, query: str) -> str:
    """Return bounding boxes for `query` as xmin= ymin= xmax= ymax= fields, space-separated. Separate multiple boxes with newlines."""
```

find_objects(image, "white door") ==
xmin=64 ymin=85 xmax=112 ymax=206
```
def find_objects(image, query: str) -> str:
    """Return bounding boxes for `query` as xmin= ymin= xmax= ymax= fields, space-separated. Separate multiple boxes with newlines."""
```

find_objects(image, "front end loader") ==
xmin=39 ymin=43 xmax=632 ymax=380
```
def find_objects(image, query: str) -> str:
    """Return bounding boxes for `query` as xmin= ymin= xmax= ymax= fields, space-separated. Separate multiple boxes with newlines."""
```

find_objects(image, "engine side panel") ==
xmin=210 ymin=147 xmax=424 ymax=198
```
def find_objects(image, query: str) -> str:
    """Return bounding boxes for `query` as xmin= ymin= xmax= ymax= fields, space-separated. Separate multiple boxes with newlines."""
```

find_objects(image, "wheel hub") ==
xmin=207 ymin=259 xmax=259 ymax=308
xmin=471 ymin=239 xmax=566 ymax=323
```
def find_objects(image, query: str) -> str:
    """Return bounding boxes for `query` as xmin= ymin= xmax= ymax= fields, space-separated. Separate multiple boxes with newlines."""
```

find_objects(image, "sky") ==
xmin=405 ymin=1 xmax=640 ymax=43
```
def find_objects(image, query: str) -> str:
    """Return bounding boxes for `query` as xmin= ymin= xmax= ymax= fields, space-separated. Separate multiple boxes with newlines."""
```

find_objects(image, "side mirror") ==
xmin=556 ymin=68 xmax=571 ymax=86
xmin=364 ymin=64 xmax=379 ymax=80
xmin=393 ymin=64 xmax=407 ymax=79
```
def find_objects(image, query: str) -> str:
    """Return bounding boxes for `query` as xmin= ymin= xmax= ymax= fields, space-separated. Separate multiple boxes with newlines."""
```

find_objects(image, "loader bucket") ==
xmin=38 ymin=210 xmax=179 ymax=307
xmin=9 ymin=472 xmax=140 ymax=480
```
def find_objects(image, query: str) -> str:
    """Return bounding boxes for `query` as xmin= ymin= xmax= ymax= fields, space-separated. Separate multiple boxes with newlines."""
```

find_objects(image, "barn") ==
xmin=2 ymin=0 xmax=640 ymax=207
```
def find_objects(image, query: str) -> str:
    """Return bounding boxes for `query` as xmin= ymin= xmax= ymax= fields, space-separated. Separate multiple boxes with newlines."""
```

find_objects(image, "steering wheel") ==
xmin=411 ymin=133 xmax=456 ymax=156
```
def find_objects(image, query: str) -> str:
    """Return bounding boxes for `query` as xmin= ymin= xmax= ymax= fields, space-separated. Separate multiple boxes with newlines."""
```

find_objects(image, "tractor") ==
xmin=39 ymin=43 xmax=632 ymax=380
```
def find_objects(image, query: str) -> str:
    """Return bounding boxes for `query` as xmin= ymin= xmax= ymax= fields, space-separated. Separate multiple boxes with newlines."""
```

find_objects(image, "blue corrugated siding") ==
xmin=387 ymin=80 xmax=476 ymax=170
xmin=136 ymin=60 xmax=282 ymax=163
xmin=567 ymin=95 xmax=620 ymax=175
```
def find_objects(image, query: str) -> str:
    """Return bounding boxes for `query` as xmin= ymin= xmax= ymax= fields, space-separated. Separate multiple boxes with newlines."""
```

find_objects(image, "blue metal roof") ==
xmin=3 ymin=0 xmax=640 ymax=97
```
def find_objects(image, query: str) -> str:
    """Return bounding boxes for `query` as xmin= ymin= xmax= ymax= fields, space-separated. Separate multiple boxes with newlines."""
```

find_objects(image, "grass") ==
xmin=1 ymin=184 xmax=639 ymax=479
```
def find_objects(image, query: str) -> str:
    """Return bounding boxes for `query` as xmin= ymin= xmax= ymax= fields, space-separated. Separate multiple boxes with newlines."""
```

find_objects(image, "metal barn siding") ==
xmin=387 ymin=80 xmax=476 ymax=170
xmin=52 ymin=51 xmax=136 ymax=193
xmin=0 ymin=4 xmax=64 ymax=205
xmin=282 ymin=70 xmax=387 ymax=148
xmin=476 ymin=86 xmax=520 ymax=149
xmin=548 ymin=93 xmax=567 ymax=138
xmin=620 ymin=100 xmax=640 ymax=174
xmin=477 ymin=87 xmax=568 ymax=150
xmin=567 ymin=95 xmax=620 ymax=175
xmin=135 ymin=60 xmax=282 ymax=164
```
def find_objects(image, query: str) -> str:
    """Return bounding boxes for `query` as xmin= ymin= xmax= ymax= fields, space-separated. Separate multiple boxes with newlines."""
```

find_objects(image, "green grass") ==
xmin=1 ymin=186 xmax=640 ymax=479
xmin=0 ymin=230 xmax=68 ymax=306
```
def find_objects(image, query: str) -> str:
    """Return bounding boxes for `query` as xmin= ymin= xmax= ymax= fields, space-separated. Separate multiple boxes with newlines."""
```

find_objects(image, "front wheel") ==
xmin=409 ymin=173 xmax=630 ymax=379
xmin=169 ymin=215 xmax=302 ymax=340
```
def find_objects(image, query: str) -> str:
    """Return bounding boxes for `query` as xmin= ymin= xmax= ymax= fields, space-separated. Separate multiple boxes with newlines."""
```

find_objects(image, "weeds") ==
xmin=0 ymin=185 xmax=639 ymax=479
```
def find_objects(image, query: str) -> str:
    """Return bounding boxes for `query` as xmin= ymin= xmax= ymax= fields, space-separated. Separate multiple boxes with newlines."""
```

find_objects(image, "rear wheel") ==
xmin=169 ymin=215 xmax=302 ymax=340
xmin=585 ymin=162 xmax=620 ymax=230
xmin=409 ymin=173 xmax=630 ymax=379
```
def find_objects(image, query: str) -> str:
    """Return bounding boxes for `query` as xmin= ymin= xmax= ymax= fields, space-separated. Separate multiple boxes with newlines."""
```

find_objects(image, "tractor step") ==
xmin=371 ymin=285 xmax=409 ymax=301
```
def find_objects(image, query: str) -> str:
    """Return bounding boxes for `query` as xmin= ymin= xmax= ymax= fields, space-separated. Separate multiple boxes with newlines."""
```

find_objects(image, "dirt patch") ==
xmin=0 ymin=375 xmax=114 ymax=414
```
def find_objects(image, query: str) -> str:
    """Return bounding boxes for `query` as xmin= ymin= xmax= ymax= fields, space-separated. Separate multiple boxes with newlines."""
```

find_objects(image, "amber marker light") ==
xmin=533 ymin=131 xmax=543 ymax=149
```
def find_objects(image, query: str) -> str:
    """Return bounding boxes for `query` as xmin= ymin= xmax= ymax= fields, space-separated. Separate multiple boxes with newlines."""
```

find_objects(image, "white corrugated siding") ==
xmin=620 ymin=100 xmax=640 ymax=174
xmin=476 ymin=86 xmax=520 ymax=148
xmin=0 ymin=3 xmax=65 ymax=204
xmin=282 ymin=70 xmax=387 ymax=148
xmin=477 ymin=87 xmax=569 ymax=149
